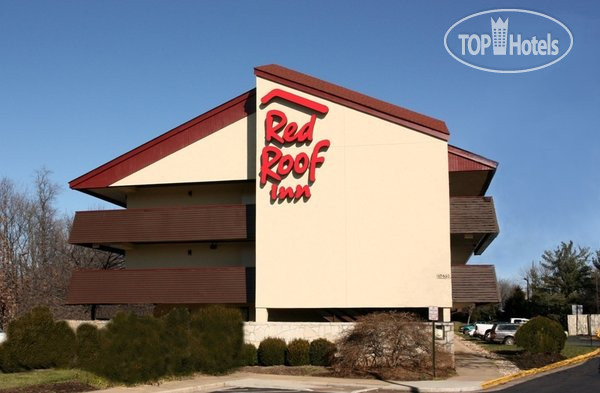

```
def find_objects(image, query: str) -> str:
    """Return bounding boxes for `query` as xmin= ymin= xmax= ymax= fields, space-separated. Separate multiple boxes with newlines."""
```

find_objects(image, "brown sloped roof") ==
xmin=255 ymin=64 xmax=449 ymax=141
xmin=450 ymin=197 xmax=499 ymax=234
xmin=451 ymin=265 xmax=500 ymax=304
xmin=66 ymin=267 xmax=255 ymax=305
xmin=69 ymin=204 xmax=253 ymax=246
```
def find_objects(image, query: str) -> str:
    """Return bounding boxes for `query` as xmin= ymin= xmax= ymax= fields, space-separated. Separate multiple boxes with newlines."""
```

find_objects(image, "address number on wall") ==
xmin=436 ymin=274 xmax=451 ymax=279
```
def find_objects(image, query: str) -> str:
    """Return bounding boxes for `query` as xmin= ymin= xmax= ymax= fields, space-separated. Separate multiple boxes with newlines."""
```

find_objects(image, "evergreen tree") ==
xmin=540 ymin=241 xmax=593 ymax=308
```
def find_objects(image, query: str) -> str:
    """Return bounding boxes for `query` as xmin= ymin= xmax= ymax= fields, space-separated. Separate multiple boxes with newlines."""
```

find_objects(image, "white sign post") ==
xmin=428 ymin=306 xmax=439 ymax=321
xmin=428 ymin=306 xmax=438 ymax=378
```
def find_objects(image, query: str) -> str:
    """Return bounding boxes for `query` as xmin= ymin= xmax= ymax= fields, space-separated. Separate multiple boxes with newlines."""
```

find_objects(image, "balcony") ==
xmin=450 ymin=197 xmax=499 ymax=264
xmin=66 ymin=267 xmax=255 ymax=305
xmin=69 ymin=204 xmax=255 ymax=252
xmin=451 ymin=265 xmax=500 ymax=306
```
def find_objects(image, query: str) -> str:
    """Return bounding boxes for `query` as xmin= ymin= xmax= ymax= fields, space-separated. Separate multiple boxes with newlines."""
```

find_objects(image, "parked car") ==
xmin=0 ymin=328 xmax=6 ymax=344
xmin=459 ymin=323 xmax=474 ymax=333
xmin=474 ymin=322 xmax=496 ymax=339
xmin=510 ymin=318 xmax=529 ymax=324
xmin=489 ymin=323 xmax=520 ymax=345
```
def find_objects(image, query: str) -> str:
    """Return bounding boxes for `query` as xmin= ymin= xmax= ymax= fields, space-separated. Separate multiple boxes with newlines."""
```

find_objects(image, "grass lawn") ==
xmin=460 ymin=332 xmax=597 ymax=359
xmin=560 ymin=343 xmax=597 ymax=358
xmin=0 ymin=369 xmax=110 ymax=391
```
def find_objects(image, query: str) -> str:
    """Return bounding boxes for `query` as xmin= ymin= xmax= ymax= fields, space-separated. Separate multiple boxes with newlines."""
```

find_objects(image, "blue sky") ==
xmin=1 ymin=0 xmax=598 ymax=281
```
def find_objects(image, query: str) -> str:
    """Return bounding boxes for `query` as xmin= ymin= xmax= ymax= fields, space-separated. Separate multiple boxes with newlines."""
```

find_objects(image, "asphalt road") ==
xmin=494 ymin=357 xmax=600 ymax=393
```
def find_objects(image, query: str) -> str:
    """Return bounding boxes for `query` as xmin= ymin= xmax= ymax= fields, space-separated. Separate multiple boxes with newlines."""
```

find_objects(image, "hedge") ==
xmin=161 ymin=307 xmax=193 ymax=375
xmin=258 ymin=337 xmax=287 ymax=366
xmin=286 ymin=338 xmax=310 ymax=366
xmin=75 ymin=323 xmax=101 ymax=372
xmin=515 ymin=316 xmax=566 ymax=354
xmin=241 ymin=343 xmax=258 ymax=366
xmin=0 ymin=306 xmax=75 ymax=371
xmin=309 ymin=338 xmax=336 ymax=366
xmin=95 ymin=313 xmax=167 ymax=384
xmin=189 ymin=306 xmax=244 ymax=374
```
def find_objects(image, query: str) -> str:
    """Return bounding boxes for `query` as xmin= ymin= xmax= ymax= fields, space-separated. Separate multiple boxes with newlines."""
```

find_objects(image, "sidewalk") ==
xmin=95 ymin=372 xmax=484 ymax=393
xmin=449 ymin=336 xmax=518 ymax=381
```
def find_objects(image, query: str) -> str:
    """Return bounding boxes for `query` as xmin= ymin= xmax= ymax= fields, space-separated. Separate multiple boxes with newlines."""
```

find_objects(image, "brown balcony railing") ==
xmin=69 ymin=204 xmax=254 ymax=248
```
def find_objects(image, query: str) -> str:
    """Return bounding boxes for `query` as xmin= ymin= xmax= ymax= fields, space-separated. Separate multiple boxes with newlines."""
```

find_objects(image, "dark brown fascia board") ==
xmin=448 ymin=145 xmax=498 ymax=169
xmin=255 ymin=65 xmax=450 ymax=141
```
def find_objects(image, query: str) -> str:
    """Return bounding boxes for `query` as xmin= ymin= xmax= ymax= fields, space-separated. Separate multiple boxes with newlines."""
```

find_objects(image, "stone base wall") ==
xmin=244 ymin=321 xmax=454 ymax=354
xmin=243 ymin=322 xmax=355 ymax=346
xmin=64 ymin=320 xmax=109 ymax=331
xmin=63 ymin=320 xmax=454 ymax=355
xmin=567 ymin=314 xmax=600 ymax=336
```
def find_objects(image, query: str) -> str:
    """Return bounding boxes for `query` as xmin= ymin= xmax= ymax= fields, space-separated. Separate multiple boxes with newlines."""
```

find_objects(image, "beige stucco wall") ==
xmin=113 ymin=114 xmax=256 ymax=187
xmin=125 ymin=182 xmax=254 ymax=208
xmin=255 ymin=78 xmax=452 ymax=311
xmin=125 ymin=242 xmax=255 ymax=268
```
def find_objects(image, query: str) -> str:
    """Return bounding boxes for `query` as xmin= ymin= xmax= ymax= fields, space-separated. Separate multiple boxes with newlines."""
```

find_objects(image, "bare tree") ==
xmin=0 ymin=170 xmax=123 ymax=327
xmin=498 ymin=278 xmax=518 ymax=310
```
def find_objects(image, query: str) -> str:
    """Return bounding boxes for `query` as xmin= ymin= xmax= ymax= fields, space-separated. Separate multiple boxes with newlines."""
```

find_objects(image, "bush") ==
xmin=515 ymin=316 xmax=566 ymax=354
xmin=76 ymin=324 xmax=101 ymax=371
xmin=189 ymin=306 xmax=244 ymax=374
xmin=335 ymin=312 xmax=453 ymax=379
xmin=258 ymin=337 xmax=287 ymax=366
xmin=161 ymin=307 xmax=193 ymax=375
xmin=241 ymin=343 xmax=258 ymax=366
xmin=96 ymin=313 xmax=167 ymax=384
xmin=0 ymin=343 xmax=21 ymax=373
xmin=48 ymin=321 xmax=76 ymax=368
xmin=309 ymin=338 xmax=336 ymax=366
xmin=1 ymin=306 xmax=76 ymax=371
xmin=286 ymin=338 xmax=310 ymax=366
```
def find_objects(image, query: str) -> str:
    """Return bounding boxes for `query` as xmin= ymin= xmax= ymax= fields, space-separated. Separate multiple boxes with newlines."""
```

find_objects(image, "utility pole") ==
xmin=595 ymin=269 xmax=600 ymax=314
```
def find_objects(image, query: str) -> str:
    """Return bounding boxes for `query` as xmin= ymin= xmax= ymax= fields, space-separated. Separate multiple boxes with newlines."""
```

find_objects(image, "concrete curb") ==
xmin=481 ymin=348 xmax=600 ymax=390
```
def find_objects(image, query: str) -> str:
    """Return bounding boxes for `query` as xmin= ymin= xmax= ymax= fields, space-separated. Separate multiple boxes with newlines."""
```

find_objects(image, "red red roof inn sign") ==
xmin=259 ymin=89 xmax=330 ymax=202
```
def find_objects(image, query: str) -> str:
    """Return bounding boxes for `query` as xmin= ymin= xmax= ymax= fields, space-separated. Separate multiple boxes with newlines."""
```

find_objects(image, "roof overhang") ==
xmin=448 ymin=145 xmax=498 ymax=197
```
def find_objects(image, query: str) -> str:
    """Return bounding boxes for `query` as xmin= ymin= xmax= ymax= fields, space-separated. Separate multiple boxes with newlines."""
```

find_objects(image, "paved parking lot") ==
xmin=491 ymin=357 xmax=600 ymax=393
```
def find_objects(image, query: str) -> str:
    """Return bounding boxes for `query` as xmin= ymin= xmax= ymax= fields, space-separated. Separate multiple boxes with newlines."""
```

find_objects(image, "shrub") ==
xmin=515 ymin=316 xmax=566 ymax=354
xmin=76 ymin=324 xmax=101 ymax=371
xmin=258 ymin=337 xmax=287 ymax=366
xmin=189 ymin=306 xmax=244 ymax=374
xmin=1 ymin=306 xmax=76 ymax=371
xmin=96 ymin=313 xmax=167 ymax=384
xmin=161 ymin=307 xmax=193 ymax=375
xmin=0 ymin=343 xmax=21 ymax=373
xmin=241 ymin=343 xmax=258 ymax=366
xmin=309 ymin=338 xmax=336 ymax=366
xmin=286 ymin=338 xmax=310 ymax=366
xmin=48 ymin=321 xmax=76 ymax=368
xmin=335 ymin=312 xmax=453 ymax=379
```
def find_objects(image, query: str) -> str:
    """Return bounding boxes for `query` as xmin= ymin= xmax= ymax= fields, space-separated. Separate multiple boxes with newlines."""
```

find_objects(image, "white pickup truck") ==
xmin=475 ymin=318 xmax=529 ymax=340
xmin=474 ymin=322 xmax=496 ymax=339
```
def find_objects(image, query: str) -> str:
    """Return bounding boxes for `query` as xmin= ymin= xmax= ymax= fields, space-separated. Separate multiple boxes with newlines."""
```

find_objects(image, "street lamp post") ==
xmin=524 ymin=277 xmax=530 ymax=301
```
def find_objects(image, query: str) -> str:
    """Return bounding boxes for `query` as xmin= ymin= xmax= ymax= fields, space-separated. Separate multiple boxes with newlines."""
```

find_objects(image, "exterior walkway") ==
xmin=450 ymin=335 xmax=517 ymax=381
